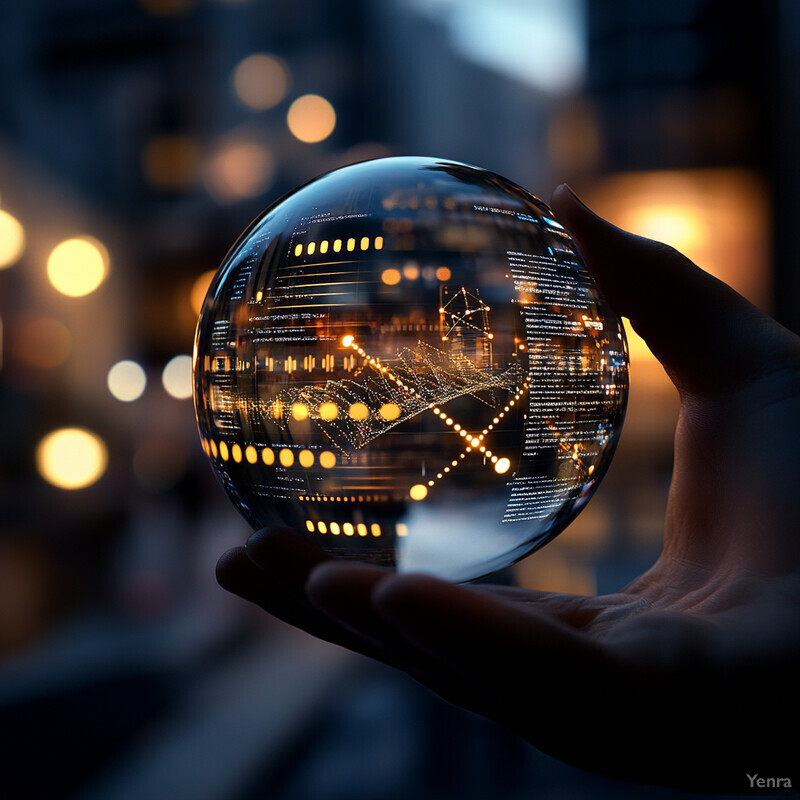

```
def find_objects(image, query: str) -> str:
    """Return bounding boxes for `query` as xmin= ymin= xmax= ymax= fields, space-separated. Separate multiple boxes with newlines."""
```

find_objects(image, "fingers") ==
xmin=216 ymin=529 xmax=392 ymax=662
xmin=550 ymin=184 xmax=799 ymax=396
xmin=310 ymin=566 xmax=608 ymax=696
xmin=304 ymin=561 xmax=475 ymax=694
xmin=305 ymin=563 xmax=574 ymax=727
xmin=245 ymin=525 xmax=331 ymax=591
xmin=305 ymin=561 xmax=394 ymax=642
xmin=216 ymin=545 xmax=340 ymax=639
xmin=220 ymin=533 xmax=621 ymax=764
xmin=371 ymin=574 xmax=603 ymax=683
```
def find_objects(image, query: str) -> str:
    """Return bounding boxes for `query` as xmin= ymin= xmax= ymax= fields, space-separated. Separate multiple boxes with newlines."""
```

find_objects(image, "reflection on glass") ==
xmin=194 ymin=157 xmax=628 ymax=582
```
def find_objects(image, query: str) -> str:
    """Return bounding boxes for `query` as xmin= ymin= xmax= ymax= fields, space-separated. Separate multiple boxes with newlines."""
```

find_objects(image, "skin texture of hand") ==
xmin=217 ymin=186 xmax=800 ymax=792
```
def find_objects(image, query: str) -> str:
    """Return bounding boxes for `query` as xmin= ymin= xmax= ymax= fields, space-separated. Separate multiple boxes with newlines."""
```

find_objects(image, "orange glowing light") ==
xmin=232 ymin=53 xmax=290 ymax=111
xmin=286 ymin=95 xmax=336 ymax=143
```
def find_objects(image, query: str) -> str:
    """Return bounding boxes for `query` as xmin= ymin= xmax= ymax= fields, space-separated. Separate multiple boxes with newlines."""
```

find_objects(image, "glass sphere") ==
xmin=194 ymin=157 xmax=628 ymax=582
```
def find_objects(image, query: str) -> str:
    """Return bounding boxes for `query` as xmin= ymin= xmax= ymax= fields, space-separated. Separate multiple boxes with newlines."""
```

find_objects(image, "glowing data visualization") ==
xmin=193 ymin=157 xmax=628 ymax=582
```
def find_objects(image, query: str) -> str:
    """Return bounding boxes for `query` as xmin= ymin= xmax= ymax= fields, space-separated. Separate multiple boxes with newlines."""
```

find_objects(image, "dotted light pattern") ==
xmin=260 ymin=335 xmax=524 ymax=455
xmin=293 ymin=235 xmax=383 ymax=258
xmin=201 ymin=330 xmax=525 ymax=511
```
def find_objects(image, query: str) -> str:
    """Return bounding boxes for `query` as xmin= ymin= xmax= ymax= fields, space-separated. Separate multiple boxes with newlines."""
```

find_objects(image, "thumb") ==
xmin=550 ymin=184 xmax=795 ymax=397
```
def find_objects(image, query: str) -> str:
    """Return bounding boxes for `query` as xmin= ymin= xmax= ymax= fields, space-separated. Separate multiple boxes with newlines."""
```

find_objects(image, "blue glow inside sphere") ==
xmin=194 ymin=157 xmax=628 ymax=582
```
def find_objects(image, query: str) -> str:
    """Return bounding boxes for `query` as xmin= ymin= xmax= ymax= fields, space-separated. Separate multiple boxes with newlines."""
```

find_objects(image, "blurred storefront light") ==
xmin=36 ymin=428 xmax=108 ymax=490
xmin=190 ymin=270 xmax=216 ymax=315
xmin=0 ymin=207 xmax=25 ymax=269
xmin=14 ymin=316 xmax=72 ymax=369
xmin=204 ymin=133 xmax=276 ymax=203
xmin=46 ymin=236 xmax=109 ymax=297
xmin=286 ymin=95 xmax=336 ymax=143
xmin=585 ymin=168 xmax=770 ymax=364
xmin=162 ymin=354 xmax=192 ymax=399
xmin=625 ymin=204 xmax=707 ymax=254
xmin=107 ymin=360 xmax=147 ymax=402
xmin=233 ymin=53 xmax=290 ymax=111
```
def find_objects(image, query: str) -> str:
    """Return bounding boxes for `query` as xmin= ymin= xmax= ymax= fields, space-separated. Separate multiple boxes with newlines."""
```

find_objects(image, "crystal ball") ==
xmin=194 ymin=157 xmax=628 ymax=582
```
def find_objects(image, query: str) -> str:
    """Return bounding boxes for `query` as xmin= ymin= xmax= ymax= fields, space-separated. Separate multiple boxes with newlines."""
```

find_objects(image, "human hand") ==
xmin=217 ymin=185 xmax=800 ymax=792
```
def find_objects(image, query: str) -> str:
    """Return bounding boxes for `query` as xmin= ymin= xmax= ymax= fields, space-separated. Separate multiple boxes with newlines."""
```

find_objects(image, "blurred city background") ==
xmin=0 ymin=1 xmax=797 ymax=798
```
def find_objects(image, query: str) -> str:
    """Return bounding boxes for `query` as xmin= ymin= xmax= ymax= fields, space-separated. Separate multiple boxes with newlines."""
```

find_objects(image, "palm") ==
xmin=217 ymin=187 xmax=800 ymax=791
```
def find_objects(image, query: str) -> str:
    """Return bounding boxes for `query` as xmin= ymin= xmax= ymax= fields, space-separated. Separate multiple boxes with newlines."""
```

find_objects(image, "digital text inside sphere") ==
xmin=194 ymin=157 xmax=628 ymax=582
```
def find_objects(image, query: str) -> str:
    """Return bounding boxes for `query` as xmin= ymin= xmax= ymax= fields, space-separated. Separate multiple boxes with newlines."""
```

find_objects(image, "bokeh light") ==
xmin=46 ymin=236 xmax=109 ymax=297
xmin=13 ymin=316 xmax=72 ymax=369
xmin=162 ymin=354 xmax=192 ymax=399
xmin=625 ymin=204 xmax=707 ymax=254
xmin=0 ymin=208 xmax=25 ymax=269
xmin=204 ymin=134 xmax=276 ymax=203
xmin=232 ymin=53 xmax=290 ymax=110
xmin=190 ymin=270 xmax=216 ymax=315
xmin=107 ymin=360 xmax=147 ymax=402
xmin=36 ymin=428 xmax=108 ymax=490
xmin=141 ymin=134 xmax=200 ymax=190
xmin=286 ymin=94 xmax=336 ymax=143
